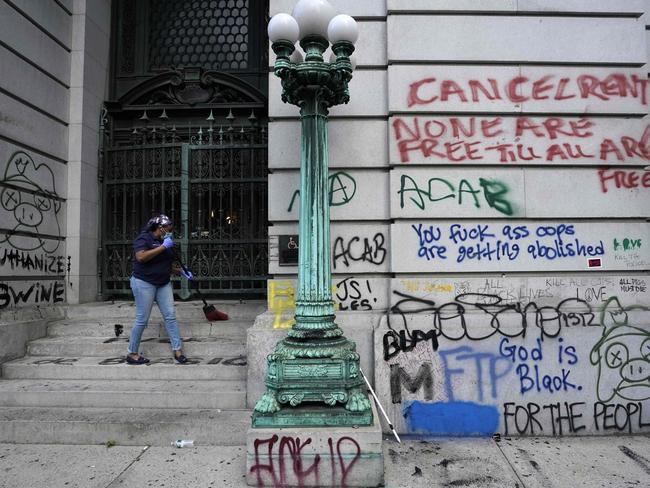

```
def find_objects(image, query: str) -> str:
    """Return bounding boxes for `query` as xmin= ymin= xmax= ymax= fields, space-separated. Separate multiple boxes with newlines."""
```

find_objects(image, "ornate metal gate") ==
xmin=99 ymin=71 xmax=268 ymax=298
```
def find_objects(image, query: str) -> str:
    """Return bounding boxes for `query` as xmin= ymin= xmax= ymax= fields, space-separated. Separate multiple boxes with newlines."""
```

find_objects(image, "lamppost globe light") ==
xmin=327 ymin=14 xmax=359 ymax=44
xmin=268 ymin=12 xmax=300 ymax=43
xmin=291 ymin=0 xmax=336 ymax=39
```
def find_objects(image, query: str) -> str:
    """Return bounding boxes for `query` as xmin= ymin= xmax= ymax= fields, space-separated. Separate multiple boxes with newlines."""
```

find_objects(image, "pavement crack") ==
xmin=493 ymin=439 xmax=528 ymax=488
xmin=103 ymin=445 xmax=151 ymax=488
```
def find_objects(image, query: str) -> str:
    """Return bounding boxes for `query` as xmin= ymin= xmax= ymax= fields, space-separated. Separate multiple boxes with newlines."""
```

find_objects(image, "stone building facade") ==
xmin=257 ymin=0 xmax=650 ymax=437
xmin=0 ymin=0 xmax=110 ymax=307
xmin=0 ymin=0 xmax=648 ymax=437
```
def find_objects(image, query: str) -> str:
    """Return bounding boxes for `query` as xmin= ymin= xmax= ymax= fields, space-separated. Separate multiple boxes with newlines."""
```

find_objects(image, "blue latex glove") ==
xmin=162 ymin=236 xmax=174 ymax=248
xmin=181 ymin=269 xmax=193 ymax=280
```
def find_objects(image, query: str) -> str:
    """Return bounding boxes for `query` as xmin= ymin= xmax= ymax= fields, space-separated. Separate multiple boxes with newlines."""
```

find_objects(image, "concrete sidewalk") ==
xmin=0 ymin=436 xmax=649 ymax=488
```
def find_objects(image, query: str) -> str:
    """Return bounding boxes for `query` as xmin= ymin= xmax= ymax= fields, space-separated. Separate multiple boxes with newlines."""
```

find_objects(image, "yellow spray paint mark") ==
xmin=399 ymin=280 xmax=454 ymax=293
xmin=268 ymin=281 xmax=340 ymax=328
xmin=268 ymin=280 xmax=296 ymax=329
xmin=332 ymin=284 xmax=340 ymax=311
xmin=425 ymin=283 xmax=454 ymax=293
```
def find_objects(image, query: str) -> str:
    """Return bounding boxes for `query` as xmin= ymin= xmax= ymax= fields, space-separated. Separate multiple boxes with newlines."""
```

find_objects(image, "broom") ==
xmin=174 ymin=251 xmax=228 ymax=321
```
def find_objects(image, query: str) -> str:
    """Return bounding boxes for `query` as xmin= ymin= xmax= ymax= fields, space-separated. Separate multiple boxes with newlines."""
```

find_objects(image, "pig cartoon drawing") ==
xmin=0 ymin=151 xmax=62 ymax=253
xmin=590 ymin=297 xmax=650 ymax=402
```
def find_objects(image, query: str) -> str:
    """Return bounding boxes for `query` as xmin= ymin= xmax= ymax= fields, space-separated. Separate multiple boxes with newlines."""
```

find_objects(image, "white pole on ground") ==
xmin=360 ymin=367 xmax=401 ymax=443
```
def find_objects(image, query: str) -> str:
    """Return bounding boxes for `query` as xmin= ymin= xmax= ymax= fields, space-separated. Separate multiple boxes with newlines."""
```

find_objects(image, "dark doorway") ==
xmin=100 ymin=1 xmax=269 ymax=299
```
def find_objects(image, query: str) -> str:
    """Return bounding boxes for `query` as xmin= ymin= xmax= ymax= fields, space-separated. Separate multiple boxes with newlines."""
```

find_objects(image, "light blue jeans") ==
xmin=128 ymin=276 xmax=182 ymax=354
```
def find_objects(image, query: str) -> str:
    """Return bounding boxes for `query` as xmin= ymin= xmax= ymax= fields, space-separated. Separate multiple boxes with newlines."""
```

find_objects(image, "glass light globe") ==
xmin=268 ymin=13 xmax=300 ymax=43
xmin=290 ymin=49 xmax=304 ymax=63
xmin=327 ymin=14 xmax=358 ymax=44
xmin=292 ymin=0 xmax=336 ymax=39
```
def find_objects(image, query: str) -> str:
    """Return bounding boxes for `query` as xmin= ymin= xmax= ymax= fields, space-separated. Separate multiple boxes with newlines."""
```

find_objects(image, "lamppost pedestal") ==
xmin=251 ymin=355 xmax=372 ymax=427
xmin=246 ymin=401 xmax=383 ymax=487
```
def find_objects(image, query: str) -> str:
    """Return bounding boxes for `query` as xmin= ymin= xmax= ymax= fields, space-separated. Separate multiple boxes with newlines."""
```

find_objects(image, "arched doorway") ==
xmin=100 ymin=1 xmax=269 ymax=299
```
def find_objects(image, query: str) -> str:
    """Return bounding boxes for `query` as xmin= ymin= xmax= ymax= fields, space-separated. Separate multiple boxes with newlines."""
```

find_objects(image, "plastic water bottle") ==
xmin=172 ymin=439 xmax=194 ymax=448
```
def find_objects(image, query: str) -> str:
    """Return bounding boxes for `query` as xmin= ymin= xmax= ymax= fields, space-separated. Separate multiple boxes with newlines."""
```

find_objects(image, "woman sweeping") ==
xmin=126 ymin=214 xmax=192 ymax=365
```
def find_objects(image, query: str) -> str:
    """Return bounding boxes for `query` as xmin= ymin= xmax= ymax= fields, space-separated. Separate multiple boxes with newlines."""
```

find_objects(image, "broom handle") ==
xmin=172 ymin=249 xmax=209 ymax=307
xmin=360 ymin=367 xmax=401 ymax=443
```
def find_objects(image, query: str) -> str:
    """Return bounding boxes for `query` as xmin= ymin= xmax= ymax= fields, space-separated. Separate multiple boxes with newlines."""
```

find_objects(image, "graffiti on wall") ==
xmin=410 ymin=222 xmax=604 ymax=263
xmin=385 ymin=290 xmax=596 ymax=342
xmin=250 ymin=434 xmax=361 ymax=487
xmin=380 ymin=279 xmax=650 ymax=436
xmin=0 ymin=151 xmax=68 ymax=309
xmin=268 ymin=281 xmax=296 ymax=329
xmin=0 ymin=151 xmax=63 ymax=251
xmin=35 ymin=355 xmax=248 ymax=367
xmin=590 ymin=297 xmax=650 ymax=403
xmin=0 ymin=280 xmax=66 ymax=309
xmin=268 ymin=277 xmax=382 ymax=328
xmin=335 ymin=277 xmax=380 ymax=311
xmin=397 ymin=173 xmax=516 ymax=216
xmin=286 ymin=171 xmax=357 ymax=212
xmin=406 ymin=73 xmax=649 ymax=108
xmin=384 ymin=68 xmax=650 ymax=437
xmin=333 ymin=232 xmax=387 ymax=270
xmin=0 ymin=246 xmax=68 ymax=274
xmin=611 ymin=232 xmax=646 ymax=269
xmin=394 ymin=221 xmax=650 ymax=272
xmin=394 ymin=168 xmax=649 ymax=220
xmin=392 ymin=116 xmax=650 ymax=165
xmin=599 ymin=169 xmax=650 ymax=193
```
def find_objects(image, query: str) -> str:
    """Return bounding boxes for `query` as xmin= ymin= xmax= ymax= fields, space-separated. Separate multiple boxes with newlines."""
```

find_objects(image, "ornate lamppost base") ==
xmin=252 ymin=403 xmax=373 ymax=428
xmin=252 ymin=337 xmax=373 ymax=428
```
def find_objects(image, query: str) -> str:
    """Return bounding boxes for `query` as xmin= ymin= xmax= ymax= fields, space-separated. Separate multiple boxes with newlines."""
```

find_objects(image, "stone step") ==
xmin=0 ymin=301 xmax=260 ymax=448
xmin=46 ymin=318 xmax=252 ymax=339
xmin=2 ymin=356 xmax=247 ymax=381
xmin=0 ymin=406 xmax=252 ymax=445
xmin=26 ymin=336 xmax=246 ymax=357
xmin=0 ymin=378 xmax=246 ymax=409
xmin=65 ymin=300 xmax=267 ymax=321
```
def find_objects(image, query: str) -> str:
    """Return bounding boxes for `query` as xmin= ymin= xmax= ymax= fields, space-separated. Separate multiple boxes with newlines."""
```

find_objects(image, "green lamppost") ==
xmin=253 ymin=0 xmax=372 ymax=427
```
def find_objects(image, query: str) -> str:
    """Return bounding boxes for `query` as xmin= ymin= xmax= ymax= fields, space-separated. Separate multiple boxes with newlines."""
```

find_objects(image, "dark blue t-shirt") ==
xmin=132 ymin=231 xmax=173 ymax=286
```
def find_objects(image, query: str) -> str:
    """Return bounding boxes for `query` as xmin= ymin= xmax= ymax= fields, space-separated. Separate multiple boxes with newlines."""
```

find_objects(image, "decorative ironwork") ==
xmin=112 ymin=0 xmax=268 ymax=104
xmin=118 ymin=0 xmax=136 ymax=74
xmin=123 ymin=70 xmax=256 ymax=107
xmin=101 ymin=100 xmax=268 ymax=297
xmin=148 ymin=0 xmax=250 ymax=71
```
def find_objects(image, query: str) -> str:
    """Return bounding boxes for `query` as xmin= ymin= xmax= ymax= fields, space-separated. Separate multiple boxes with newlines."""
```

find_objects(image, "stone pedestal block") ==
xmin=246 ymin=311 xmax=380 ymax=409
xmin=246 ymin=402 xmax=384 ymax=487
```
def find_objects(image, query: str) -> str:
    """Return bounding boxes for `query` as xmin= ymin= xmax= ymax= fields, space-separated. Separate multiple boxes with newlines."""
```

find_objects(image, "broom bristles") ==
xmin=205 ymin=309 xmax=229 ymax=321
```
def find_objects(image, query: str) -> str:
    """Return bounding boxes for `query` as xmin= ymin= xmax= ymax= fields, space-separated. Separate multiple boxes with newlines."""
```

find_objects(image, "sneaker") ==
xmin=126 ymin=354 xmax=150 ymax=365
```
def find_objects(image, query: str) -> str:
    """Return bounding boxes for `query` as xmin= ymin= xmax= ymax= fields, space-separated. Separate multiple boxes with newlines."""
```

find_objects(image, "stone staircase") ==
xmin=0 ymin=300 xmax=266 ymax=446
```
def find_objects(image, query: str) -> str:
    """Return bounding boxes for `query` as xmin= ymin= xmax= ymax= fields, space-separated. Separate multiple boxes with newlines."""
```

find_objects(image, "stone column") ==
xmin=66 ymin=0 xmax=111 ymax=303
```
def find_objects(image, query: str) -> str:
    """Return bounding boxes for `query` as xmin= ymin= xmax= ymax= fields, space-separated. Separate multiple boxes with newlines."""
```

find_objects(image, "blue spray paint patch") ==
xmin=403 ymin=401 xmax=499 ymax=437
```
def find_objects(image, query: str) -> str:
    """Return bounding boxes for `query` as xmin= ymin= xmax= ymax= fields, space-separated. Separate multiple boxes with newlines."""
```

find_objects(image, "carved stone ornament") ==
xmin=118 ymin=68 xmax=265 ymax=107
